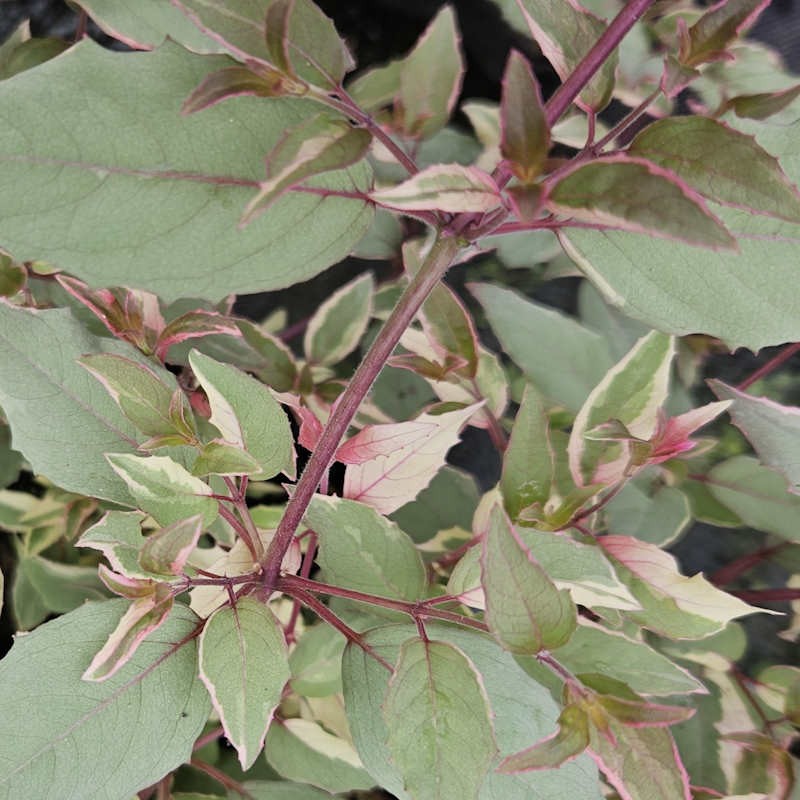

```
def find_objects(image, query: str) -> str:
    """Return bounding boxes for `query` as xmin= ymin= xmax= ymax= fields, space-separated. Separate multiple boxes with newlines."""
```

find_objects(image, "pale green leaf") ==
xmin=189 ymin=350 xmax=296 ymax=480
xmin=629 ymin=117 xmax=800 ymax=222
xmin=107 ymin=453 xmax=219 ymax=527
xmin=139 ymin=515 xmax=204 ymax=576
xmin=383 ymin=638 xmax=497 ymax=800
xmin=304 ymin=272 xmax=374 ymax=366
xmin=348 ymin=58 xmax=403 ymax=112
xmin=398 ymin=7 xmax=464 ymax=138
xmin=471 ymin=283 xmax=613 ymax=412
xmin=304 ymin=495 xmax=426 ymax=601
xmin=0 ymin=599 xmax=210 ymax=799
xmin=0 ymin=305 xmax=156 ymax=504
xmin=191 ymin=440 xmax=264 ymax=477
xmin=181 ymin=64 xmax=296 ymax=114
xmin=569 ymin=331 xmax=674 ymax=486
xmin=237 ymin=320 xmax=298 ymax=393
xmin=239 ymin=781 xmax=334 ymax=800
xmin=0 ymin=41 xmax=372 ymax=302
xmin=548 ymin=157 xmax=736 ymax=249
xmin=710 ymin=381 xmax=800 ymax=494
xmin=0 ymin=33 xmax=69 ymax=80
xmin=342 ymin=622 xmax=602 ymax=800
xmin=199 ymin=598 xmax=290 ymax=769
xmin=706 ymin=455 xmax=800 ymax=542
xmin=265 ymin=718 xmax=374 ymax=793
xmin=482 ymin=503 xmax=577 ymax=653
xmin=371 ymin=165 xmax=501 ymax=213
xmin=680 ymin=0 xmax=768 ymax=67
xmin=555 ymin=623 xmax=705 ymax=695
xmin=289 ymin=622 xmax=345 ymax=697
xmin=0 ymin=426 xmax=22 ymax=490
xmin=77 ymin=510 xmax=149 ymax=579
xmin=15 ymin=556 xmax=107 ymax=620
xmin=605 ymin=481 xmax=691 ymax=546
xmin=560 ymin=117 xmax=800 ymax=350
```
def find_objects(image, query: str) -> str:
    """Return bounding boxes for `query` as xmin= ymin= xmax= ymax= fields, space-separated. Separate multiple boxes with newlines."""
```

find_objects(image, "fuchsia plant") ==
xmin=0 ymin=0 xmax=799 ymax=797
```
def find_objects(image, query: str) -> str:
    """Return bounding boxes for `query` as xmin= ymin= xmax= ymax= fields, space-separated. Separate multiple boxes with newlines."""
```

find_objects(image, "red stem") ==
xmin=189 ymin=758 xmax=254 ymax=797
xmin=710 ymin=543 xmax=788 ymax=586
xmin=729 ymin=588 xmax=800 ymax=603
xmin=737 ymin=342 xmax=800 ymax=390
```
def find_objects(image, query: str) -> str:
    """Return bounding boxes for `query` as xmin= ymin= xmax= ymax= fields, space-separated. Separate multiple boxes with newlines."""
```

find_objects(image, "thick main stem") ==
xmin=260 ymin=233 xmax=463 ymax=589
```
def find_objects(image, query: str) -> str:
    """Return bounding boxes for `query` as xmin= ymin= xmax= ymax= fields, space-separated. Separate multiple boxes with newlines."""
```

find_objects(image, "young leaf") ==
xmin=189 ymin=350 xmax=296 ymax=480
xmin=679 ymin=0 xmax=770 ymax=67
xmin=481 ymin=503 xmax=577 ymax=654
xmin=382 ymin=638 xmax=497 ymax=800
xmin=547 ymin=156 xmax=737 ymax=250
xmin=138 ymin=515 xmax=204 ymax=576
xmin=347 ymin=58 xmax=404 ymax=111
xmin=596 ymin=695 xmax=695 ymax=727
xmin=241 ymin=113 xmax=371 ymax=225
xmin=343 ymin=402 xmax=482 ymax=515
xmin=501 ymin=384 xmax=553 ymax=520
xmin=181 ymin=64 xmax=297 ymax=113
xmin=238 ymin=319 xmax=298 ymax=393
xmin=0 ymin=600 xmax=209 ymax=798
xmin=264 ymin=0 xmax=355 ymax=87
xmin=506 ymin=0 xmax=616 ymax=112
xmin=710 ymin=380 xmax=800 ymax=494
xmin=371 ymin=165 xmax=502 ymax=213
xmin=79 ymin=353 xmax=186 ymax=439
xmin=199 ymin=598 xmax=290 ymax=770
xmin=106 ymin=453 xmax=219 ymax=527
xmin=600 ymin=535 xmax=771 ymax=637
xmin=154 ymin=309 xmax=243 ymax=361
xmin=500 ymin=50 xmax=549 ymax=183
xmin=568 ymin=331 xmax=675 ymax=487
xmin=397 ymin=6 xmax=464 ymax=138
xmin=304 ymin=495 xmax=426 ymax=601
xmin=191 ymin=440 xmax=264 ymax=477
xmin=336 ymin=420 xmax=434 ymax=464
xmin=77 ymin=510 xmax=149 ymax=578
xmin=725 ymin=84 xmax=800 ymax=120
xmin=304 ymin=272 xmax=374 ymax=366
xmin=628 ymin=117 xmax=800 ymax=223
xmin=265 ymin=718 xmax=375 ymax=793
xmin=498 ymin=705 xmax=590 ymax=772
xmin=0 ymin=41 xmax=372 ymax=302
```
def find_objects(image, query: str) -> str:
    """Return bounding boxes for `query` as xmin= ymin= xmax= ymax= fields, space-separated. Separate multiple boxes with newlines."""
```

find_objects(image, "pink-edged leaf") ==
xmin=398 ymin=6 xmax=464 ymax=138
xmin=191 ymin=440 xmax=264 ymax=477
xmin=237 ymin=320 xmax=298 ymax=393
xmin=77 ymin=511 xmax=148 ymax=579
xmin=82 ymin=586 xmax=174 ymax=681
xmin=679 ymin=0 xmax=771 ymax=67
xmin=156 ymin=310 xmax=242 ymax=361
xmin=371 ymin=164 xmax=501 ymax=213
xmin=241 ymin=113 xmax=371 ymax=225
xmin=710 ymin=380 xmax=800 ymax=494
xmin=501 ymin=49 xmax=549 ymax=183
xmin=181 ymin=64 xmax=302 ymax=114
xmin=506 ymin=183 xmax=545 ymax=222
xmin=546 ymin=155 xmax=737 ymax=250
xmin=600 ymin=535 xmax=769 ymax=629
xmin=498 ymin=704 xmax=589 ymax=773
xmin=512 ymin=0 xmax=616 ymax=112
xmin=660 ymin=54 xmax=700 ymax=99
xmin=98 ymin=564 xmax=161 ymax=599
xmin=336 ymin=420 xmax=434 ymax=465
xmin=724 ymin=83 xmax=800 ymax=120
xmin=342 ymin=402 xmax=482 ymax=514
xmin=596 ymin=695 xmax=696 ymax=728
xmin=264 ymin=0 xmax=354 ymax=88
xmin=481 ymin=503 xmax=577 ymax=654
xmin=648 ymin=400 xmax=731 ymax=464
xmin=628 ymin=117 xmax=800 ymax=223
xmin=138 ymin=515 xmax=204 ymax=576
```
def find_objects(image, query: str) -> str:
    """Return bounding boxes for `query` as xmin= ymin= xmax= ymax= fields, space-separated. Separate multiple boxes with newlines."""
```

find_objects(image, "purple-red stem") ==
xmin=260 ymin=234 xmax=463 ymax=589
xmin=190 ymin=758 xmax=253 ymax=797
xmin=710 ymin=543 xmax=788 ymax=586
xmin=737 ymin=342 xmax=800 ymax=390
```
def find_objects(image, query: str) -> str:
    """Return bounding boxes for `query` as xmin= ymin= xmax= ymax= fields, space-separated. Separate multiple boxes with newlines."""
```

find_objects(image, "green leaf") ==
xmin=264 ymin=0 xmax=354 ymax=87
xmin=265 ymin=718 xmax=375 ymax=793
xmin=241 ymin=113 xmax=372 ymax=224
xmin=500 ymin=50 xmax=549 ymax=183
xmin=342 ymin=622 xmax=602 ymax=800
xmin=237 ymin=320 xmax=298 ymax=393
xmin=705 ymin=455 xmax=800 ymax=542
xmin=568 ymin=331 xmax=675 ymax=486
xmin=498 ymin=705 xmax=589 ymax=772
xmin=0 ymin=253 xmax=26 ymax=297
xmin=470 ymin=283 xmax=613 ymax=412
xmin=0 ymin=41 xmax=372 ymax=302
xmin=240 ymin=781 xmax=334 ymax=800
xmin=189 ymin=350 xmax=296 ymax=481
xmin=139 ymin=515 xmax=204 ymax=576
xmin=191 ymin=440 xmax=264 ymax=477
xmin=77 ymin=510 xmax=149 ymax=579
xmin=605 ymin=480 xmax=691 ymax=546
xmin=304 ymin=272 xmax=374 ymax=366
xmin=199 ymin=598 xmax=290 ymax=769
xmin=555 ymin=623 xmax=705 ymax=695
xmin=498 ymin=0 xmax=616 ymax=112
xmin=289 ymin=622 xmax=345 ymax=697
xmin=347 ymin=58 xmax=403 ymax=112
xmin=0 ymin=305 xmax=156 ymax=504
xmin=107 ymin=453 xmax=219 ymax=527
xmin=383 ymin=638 xmax=497 ymax=800
xmin=501 ymin=384 xmax=554 ymax=519
xmin=0 ymin=599 xmax=210 ymax=799
xmin=0 ymin=35 xmax=69 ymax=80
xmin=725 ymin=84 xmax=800 ymax=120
xmin=547 ymin=157 xmax=736 ymax=249
xmin=628 ymin=117 xmax=800 ymax=222
xmin=559 ymin=117 xmax=800 ymax=350
xmin=14 ymin=556 xmax=107 ymax=618
xmin=481 ymin=503 xmax=577 ymax=654
xmin=398 ymin=6 xmax=464 ymax=138
xmin=710 ymin=381 xmax=800 ymax=494
xmin=303 ymin=495 xmax=426 ymax=601
xmin=371 ymin=164 xmax=501 ymax=213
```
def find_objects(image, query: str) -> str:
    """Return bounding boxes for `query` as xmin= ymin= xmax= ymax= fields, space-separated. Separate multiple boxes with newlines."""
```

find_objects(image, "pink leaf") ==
xmin=336 ymin=420 xmax=435 ymax=464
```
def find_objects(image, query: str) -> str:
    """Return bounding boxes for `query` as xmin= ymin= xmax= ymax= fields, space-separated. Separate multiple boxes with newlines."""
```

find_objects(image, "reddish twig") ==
xmin=737 ymin=343 xmax=800 ymax=390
